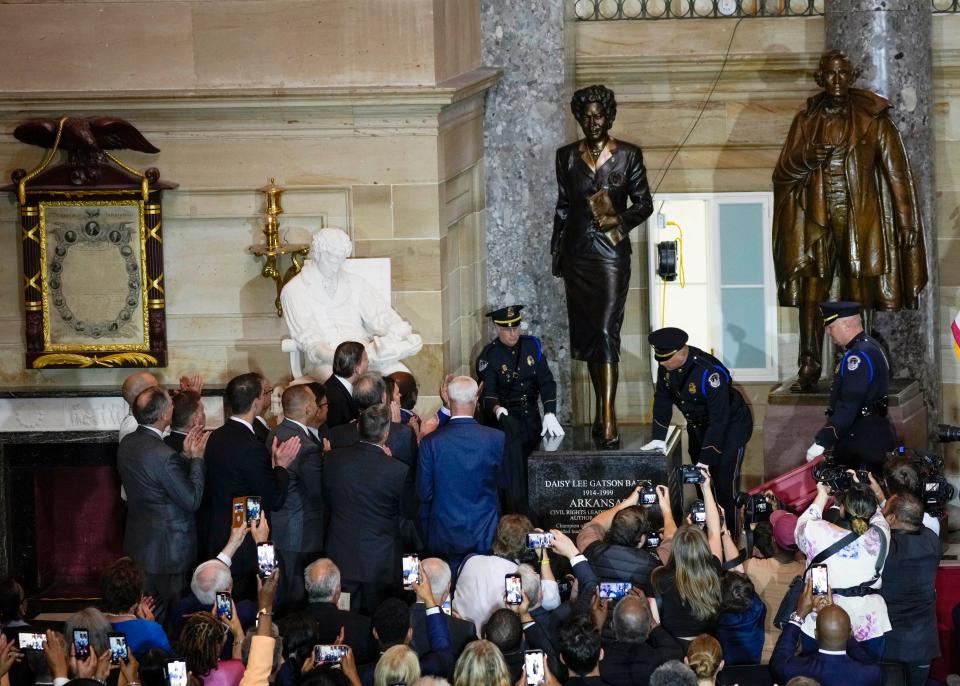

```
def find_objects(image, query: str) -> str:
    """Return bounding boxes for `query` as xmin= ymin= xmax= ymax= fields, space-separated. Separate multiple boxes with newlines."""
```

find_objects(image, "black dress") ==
xmin=552 ymin=138 xmax=653 ymax=363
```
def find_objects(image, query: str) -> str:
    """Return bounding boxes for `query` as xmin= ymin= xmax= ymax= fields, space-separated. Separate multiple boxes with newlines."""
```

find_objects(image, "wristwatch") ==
xmin=788 ymin=612 xmax=804 ymax=626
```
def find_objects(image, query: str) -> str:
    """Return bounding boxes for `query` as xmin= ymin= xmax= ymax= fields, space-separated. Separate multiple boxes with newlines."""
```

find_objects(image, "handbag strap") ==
xmin=802 ymin=530 xmax=860 ymax=577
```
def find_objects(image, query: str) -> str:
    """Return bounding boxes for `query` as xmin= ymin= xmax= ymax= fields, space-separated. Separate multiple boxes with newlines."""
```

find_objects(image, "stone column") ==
xmin=480 ymin=1 xmax=573 ymax=421
xmin=825 ymin=0 xmax=940 ymax=438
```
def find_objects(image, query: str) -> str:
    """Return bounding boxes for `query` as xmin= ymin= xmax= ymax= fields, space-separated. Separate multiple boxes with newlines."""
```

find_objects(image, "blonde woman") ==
xmin=374 ymin=645 xmax=421 ymax=686
xmin=650 ymin=526 xmax=722 ymax=646
xmin=684 ymin=634 xmax=724 ymax=686
xmin=452 ymin=640 xmax=510 ymax=686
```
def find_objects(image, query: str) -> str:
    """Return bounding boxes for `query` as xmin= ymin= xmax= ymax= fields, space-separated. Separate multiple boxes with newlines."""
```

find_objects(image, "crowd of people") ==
xmin=0 ymin=335 xmax=949 ymax=686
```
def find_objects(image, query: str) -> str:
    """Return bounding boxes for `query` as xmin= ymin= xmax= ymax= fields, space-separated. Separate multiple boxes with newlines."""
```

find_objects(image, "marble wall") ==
xmin=0 ymin=0 xmax=494 ymax=416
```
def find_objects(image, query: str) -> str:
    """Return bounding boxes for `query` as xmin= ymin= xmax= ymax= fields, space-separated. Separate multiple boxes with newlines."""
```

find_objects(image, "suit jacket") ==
xmin=770 ymin=623 xmax=880 ymax=686
xmin=306 ymin=601 xmax=377 ymax=664
xmin=418 ymin=417 xmax=505 ymax=555
xmin=266 ymin=419 xmax=325 ymax=553
xmin=164 ymin=430 xmax=187 ymax=453
xmin=201 ymin=418 xmax=290 ymax=575
xmin=410 ymin=602 xmax=476 ymax=659
xmin=880 ymin=526 xmax=941 ymax=662
xmin=328 ymin=420 xmax=418 ymax=470
xmin=325 ymin=376 xmax=358 ymax=428
xmin=599 ymin=629 xmax=684 ymax=686
xmin=323 ymin=441 xmax=409 ymax=584
xmin=254 ymin=416 xmax=270 ymax=443
xmin=117 ymin=426 xmax=204 ymax=574
xmin=360 ymin=608 xmax=453 ymax=686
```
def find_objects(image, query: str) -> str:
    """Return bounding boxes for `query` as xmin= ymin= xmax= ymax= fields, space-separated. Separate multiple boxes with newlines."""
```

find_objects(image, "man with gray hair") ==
xmin=649 ymin=661 xmax=698 ymax=686
xmin=599 ymin=595 xmax=683 ymax=686
xmin=304 ymin=558 xmax=376 ymax=664
xmin=410 ymin=558 xmax=477 ymax=660
xmin=418 ymin=376 xmax=507 ymax=571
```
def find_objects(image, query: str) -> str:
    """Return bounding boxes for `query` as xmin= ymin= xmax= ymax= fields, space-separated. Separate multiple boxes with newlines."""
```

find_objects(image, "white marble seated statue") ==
xmin=281 ymin=228 xmax=423 ymax=379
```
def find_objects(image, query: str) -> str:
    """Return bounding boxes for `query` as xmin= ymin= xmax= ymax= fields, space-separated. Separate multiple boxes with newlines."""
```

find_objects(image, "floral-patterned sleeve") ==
xmin=794 ymin=502 xmax=822 ymax=560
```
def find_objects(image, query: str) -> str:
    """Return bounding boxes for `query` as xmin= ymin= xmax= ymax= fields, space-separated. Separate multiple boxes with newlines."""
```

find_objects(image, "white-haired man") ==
xmin=418 ymin=376 xmax=507 ymax=571
xmin=304 ymin=558 xmax=377 ymax=664
xmin=281 ymin=227 xmax=423 ymax=378
xmin=411 ymin=558 xmax=477 ymax=660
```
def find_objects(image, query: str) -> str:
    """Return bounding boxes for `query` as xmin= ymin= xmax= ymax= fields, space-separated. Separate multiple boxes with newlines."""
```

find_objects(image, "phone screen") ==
xmin=402 ymin=554 xmax=420 ymax=588
xmin=257 ymin=542 xmax=276 ymax=578
xmin=73 ymin=629 xmax=90 ymax=660
xmin=598 ymin=582 xmax=631 ymax=599
xmin=811 ymin=564 xmax=829 ymax=596
xmin=313 ymin=645 xmax=349 ymax=664
xmin=167 ymin=660 xmax=188 ymax=686
xmin=441 ymin=599 xmax=451 ymax=616
xmin=109 ymin=634 xmax=129 ymax=665
xmin=505 ymin=574 xmax=523 ymax=605
xmin=18 ymin=632 xmax=46 ymax=651
xmin=246 ymin=496 xmax=262 ymax=524
xmin=524 ymin=650 xmax=546 ymax=685
xmin=527 ymin=532 xmax=554 ymax=549
xmin=216 ymin=591 xmax=233 ymax=620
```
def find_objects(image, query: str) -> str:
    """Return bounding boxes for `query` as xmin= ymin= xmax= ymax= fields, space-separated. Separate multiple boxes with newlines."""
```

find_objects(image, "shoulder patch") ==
xmin=846 ymin=355 xmax=861 ymax=371
xmin=478 ymin=359 xmax=488 ymax=372
xmin=708 ymin=372 xmax=721 ymax=388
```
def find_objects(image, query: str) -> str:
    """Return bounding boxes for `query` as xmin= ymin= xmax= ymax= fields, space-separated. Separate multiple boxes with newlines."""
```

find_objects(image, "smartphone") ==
xmin=505 ymin=573 xmax=523 ymax=605
xmin=527 ymin=532 xmax=554 ymax=549
xmin=811 ymin=564 xmax=829 ymax=596
xmin=692 ymin=501 xmax=707 ymax=525
xmin=640 ymin=481 xmax=658 ymax=506
xmin=166 ymin=660 xmax=188 ymax=686
xmin=524 ymin=649 xmax=546 ymax=685
xmin=681 ymin=465 xmax=704 ymax=484
xmin=73 ymin=629 xmax=90 ymax=660
xmin=245 ymin=496 xmax=262 ymax=524
xmin=17 ymin=632 xmax=46 ymax=651
xmin=231 ymin=497 xmax=245 ymax=528
xmin=598 ymin=582 xmax=631 ymax=599
xmin=216 ymin=591 xmax=233 ymax=621
xmin=402 ymin=554 xmax=420 ymax=589
xmin=257 ymin=542 xmax=276 ymax=578
xmin=109 ymin=634 xmax=129 ymax=665
xmin=644 ymin=531 xmax=662 ymax=549
xmin=441 ymin=599 xmax=452 ymax=616
xmin=313 ymin=645 xmax=349 ymax=664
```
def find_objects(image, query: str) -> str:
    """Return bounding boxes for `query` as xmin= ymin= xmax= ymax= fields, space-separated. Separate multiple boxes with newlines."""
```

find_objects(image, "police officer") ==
xmin=642 ymin=327 xmax=753 ymax=530
xmin=806 ymin=301 xmax=895 ymax=470
xmin=477 ymin=305 xmax=564 ymax=513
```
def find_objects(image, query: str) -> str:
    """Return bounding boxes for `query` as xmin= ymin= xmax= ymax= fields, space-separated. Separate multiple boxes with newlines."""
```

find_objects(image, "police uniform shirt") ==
xmin=477 ymin=335 xmax=557 ymax=417
xmin=651 ymin=346 xmax=749 ymax=463
xmin=815 ymin=331 xmax=890 ymax=449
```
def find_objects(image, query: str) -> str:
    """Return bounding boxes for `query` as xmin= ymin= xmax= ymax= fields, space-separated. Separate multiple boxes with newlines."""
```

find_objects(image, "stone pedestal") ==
xmin=528 ymin=424 xmax=681 ymax=534
xmin=825 ymin=0 xmax=939 ymax=441
xmin=763 ymin=379 xmax=926 ymax=480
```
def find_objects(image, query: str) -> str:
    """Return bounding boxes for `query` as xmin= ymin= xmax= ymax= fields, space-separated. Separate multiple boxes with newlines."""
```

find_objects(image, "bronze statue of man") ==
xmin=773 ymin=50 xmax=927 ymax=391
xmin=552 ymin=85 xmax=653 ymax=448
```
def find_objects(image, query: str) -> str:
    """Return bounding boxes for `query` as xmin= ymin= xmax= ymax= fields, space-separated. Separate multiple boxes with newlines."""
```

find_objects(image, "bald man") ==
xmin=771 ymin=581 xmax=880 ymax=686
xmin=267 ymin=384 xmax=326 ymax=605
xmin=601 ymin=595 xmax=683 ymax=686
xmin=119 ymin=371 xmax=159 ymax=440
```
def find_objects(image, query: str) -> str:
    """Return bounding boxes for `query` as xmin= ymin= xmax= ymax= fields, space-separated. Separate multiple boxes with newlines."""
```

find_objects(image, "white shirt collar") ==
xmin=256 ymin=416 xmax=269 ymax=428
xmin=285 ymin=417 xmax=311 ymax=435
xmin=230 ymin=416 xmax=255 ymax=434
xmin=335 ymin=375 xmax=353 ymax=394
xmin=818 ymin=649 xmax=847 ymax=655
xmin=141 ymin=425 xmax=165 ymax=438
xmin=451 ymin=415 xmax=474 ymax=419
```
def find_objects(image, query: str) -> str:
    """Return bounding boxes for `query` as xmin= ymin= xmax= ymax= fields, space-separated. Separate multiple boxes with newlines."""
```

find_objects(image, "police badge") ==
xmin=688 ymin=382 xmax=696 ymax=395
xmin=708 ymin=372 xmax=721 ymax=388
xmin=527 ymin=355 xmax=534 ymax=366
xmin=846 ymin=355 xmax=861 ymax=371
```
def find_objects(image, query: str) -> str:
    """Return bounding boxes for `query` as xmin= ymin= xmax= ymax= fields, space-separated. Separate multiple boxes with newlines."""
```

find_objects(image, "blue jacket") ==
xmin=770 ymin=622 xmax=880 ymax=686
xmin=418 ymin=417 xmax=506 ymax=555
xmin=716 ymin=595 xmax=766 ymax=665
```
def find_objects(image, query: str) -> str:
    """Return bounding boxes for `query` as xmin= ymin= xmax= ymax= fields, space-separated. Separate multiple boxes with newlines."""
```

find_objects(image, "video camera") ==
xmin=811 ymin=460 xmax=870 ymax=494
xmin=736 ymin=491 xmax=772 ymax=524
xmin=896 ymin=444 xmax=956 ymax=516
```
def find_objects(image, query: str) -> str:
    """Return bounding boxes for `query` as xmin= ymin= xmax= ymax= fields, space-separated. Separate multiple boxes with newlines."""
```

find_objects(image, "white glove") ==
xmin=540 ymin=413 xmax=565 ymax=437
xmin=806 ymin=442 xmax=825 ymax=462
xmin=495 ymin=406 xmax=509 ymax=421
xmin=641 ymin=440 xmax=667 ymax=454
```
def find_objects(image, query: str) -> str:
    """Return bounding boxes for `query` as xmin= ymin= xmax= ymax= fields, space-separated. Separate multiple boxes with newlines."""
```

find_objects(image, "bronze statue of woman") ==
xmin=552 ymin=85 xmax=653 ymax=448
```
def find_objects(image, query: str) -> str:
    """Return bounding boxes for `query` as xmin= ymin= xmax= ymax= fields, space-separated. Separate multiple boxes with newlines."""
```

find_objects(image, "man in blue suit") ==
xmin=418 ymin=376 xmax=507 ymax=571
xmin=770 ymin=580 xmax=880 ymax=686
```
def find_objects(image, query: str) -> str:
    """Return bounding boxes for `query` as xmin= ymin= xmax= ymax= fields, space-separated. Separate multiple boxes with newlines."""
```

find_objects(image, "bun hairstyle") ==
xmin=842 ymin=482 xmax=878 ymax=535
xmin=686 ymin=634 xmax=723 ymax=679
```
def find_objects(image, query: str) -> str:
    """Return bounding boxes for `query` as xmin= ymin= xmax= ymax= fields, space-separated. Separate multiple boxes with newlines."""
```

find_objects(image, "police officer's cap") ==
xmin=487 ymin=305 xmax=524 ymax=328
xmin=819 ymin=301 xmax=861 ymax=325
xmin=648 ymin=327 xmax=688 ymax=360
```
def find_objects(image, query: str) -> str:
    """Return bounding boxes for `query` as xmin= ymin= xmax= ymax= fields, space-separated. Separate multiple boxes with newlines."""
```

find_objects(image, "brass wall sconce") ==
xmin=248 ymin=178 xmax=309 ymax=317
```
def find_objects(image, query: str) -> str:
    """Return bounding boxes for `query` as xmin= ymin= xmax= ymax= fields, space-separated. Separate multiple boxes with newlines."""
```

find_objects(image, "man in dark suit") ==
xmin=880 ymin=493 xmax=941 ymax=684
xmin=418 ymin=376 xmax=506 ymax=570
xmin=253 ymin=376 xmax=274 ymax=442
xmin=201 ymin=372 xmax=301 ymax=599
xmin=599 ymin=596 xmax=683 ymax=686
xmin=770 ymin=581 xmax=880 ymax=686
xmin=324 ymin=403 xmax=410 ymax=615
xmin=412 ymin=558 xmax=476 ymax=659
xmin=267 ymin=384 xmax=326 ymax=606
xmin=305 ymin=558 xmax=377 ymax=664
xmin=325 ymin=341 xmax=368 ymax=428
xmin=117 ymin=386 xmax=209 ymax=625
xmin=164 ymin=389 xmax=206 ymax=453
